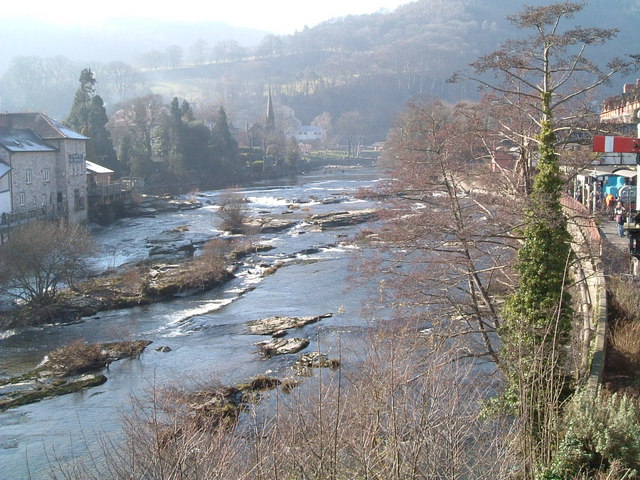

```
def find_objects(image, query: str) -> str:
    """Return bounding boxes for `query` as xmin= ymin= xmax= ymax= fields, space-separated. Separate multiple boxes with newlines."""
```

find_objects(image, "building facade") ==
xmin=0 ymin=113 xmax=88 ymax=228
xmin=601 ymin=79 xmax=640 ymax=124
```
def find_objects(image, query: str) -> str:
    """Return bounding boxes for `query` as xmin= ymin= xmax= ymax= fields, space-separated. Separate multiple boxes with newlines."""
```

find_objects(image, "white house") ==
xmin=290 ymin=125 xmax=326 ymax=144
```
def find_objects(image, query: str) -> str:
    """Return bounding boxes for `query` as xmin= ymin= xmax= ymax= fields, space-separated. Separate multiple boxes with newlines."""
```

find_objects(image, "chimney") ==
xmin=623 ymin=83 xmax=636 ymax=94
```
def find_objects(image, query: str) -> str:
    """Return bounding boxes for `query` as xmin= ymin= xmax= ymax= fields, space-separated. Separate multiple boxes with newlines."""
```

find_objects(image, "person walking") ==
xmin=605 ymin=192 xmax=615 ymax=217
xmin=614 ymin=200 xmax=627 ymax=236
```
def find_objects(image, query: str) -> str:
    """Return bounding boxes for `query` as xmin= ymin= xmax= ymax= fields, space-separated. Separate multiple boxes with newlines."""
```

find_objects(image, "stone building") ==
xmin=601 ymin=79 xmax=640 ymax=124
xmin=0 ymin=112 xmax=88 ymax=228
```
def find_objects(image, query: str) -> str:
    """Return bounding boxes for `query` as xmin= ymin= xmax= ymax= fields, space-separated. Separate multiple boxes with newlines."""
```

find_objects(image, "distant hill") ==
xmin=1 ymin=0 xmax=638 ymax=141
xmin=138 ymin=0 xmax=640 ymax=141
xmin=0 ymin=17 xmax=268 ymax=71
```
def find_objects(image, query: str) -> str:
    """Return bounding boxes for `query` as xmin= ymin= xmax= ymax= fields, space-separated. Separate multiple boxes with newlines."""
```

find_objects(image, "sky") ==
xmin=3 ymin=0 xmax=414 ymax=34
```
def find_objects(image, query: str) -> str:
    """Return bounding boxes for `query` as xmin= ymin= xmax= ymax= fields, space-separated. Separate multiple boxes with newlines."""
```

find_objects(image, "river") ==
xmin=0 ymin=165 xmax=385 ymax=479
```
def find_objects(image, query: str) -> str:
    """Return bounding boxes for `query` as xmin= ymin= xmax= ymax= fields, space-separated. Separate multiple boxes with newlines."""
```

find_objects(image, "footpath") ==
xmin=599 ymin=214 xmax=629 ymax=252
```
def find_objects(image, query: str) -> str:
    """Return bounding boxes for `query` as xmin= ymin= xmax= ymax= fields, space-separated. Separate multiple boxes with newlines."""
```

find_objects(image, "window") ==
xmin=43 ymin=168 xmax=50 ymax=182
xmin=74 ymin=188 xmax=85 ymax=211
xmin=17 ymin=192 xmax=25 ymax=206
xmin=41 ymin=194 xmax=47 ymax=206
xmin=25 ymin=168 xmax=32 ymax=184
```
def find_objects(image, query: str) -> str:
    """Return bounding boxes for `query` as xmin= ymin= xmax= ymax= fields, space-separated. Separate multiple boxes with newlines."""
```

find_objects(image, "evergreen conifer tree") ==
xmin=87 ymin=95 xmax=119 ymax=174
xmin=66 ymin=68 xmax=96 ymax=132
xmin=211 ymin=106 xmax=240 ymax=180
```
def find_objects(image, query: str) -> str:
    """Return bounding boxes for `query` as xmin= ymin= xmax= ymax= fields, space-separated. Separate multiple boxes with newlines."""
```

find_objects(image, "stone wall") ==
xmin=561 ymin=195 xmax=608 ymax=391
xmin=9 ymin=151 xmax=58 ymax=215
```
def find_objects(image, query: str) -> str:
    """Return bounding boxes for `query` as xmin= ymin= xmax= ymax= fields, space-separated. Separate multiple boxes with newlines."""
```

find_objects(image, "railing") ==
xmin=87 ymin=180 xmax=138 ymax=198
xmin=0 ymin=202 xmax=69 ymax=228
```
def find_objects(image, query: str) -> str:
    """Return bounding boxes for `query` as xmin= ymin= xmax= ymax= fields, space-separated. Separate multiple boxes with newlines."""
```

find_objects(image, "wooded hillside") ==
xmin=1 ymin=0 xmax=637 ymax=142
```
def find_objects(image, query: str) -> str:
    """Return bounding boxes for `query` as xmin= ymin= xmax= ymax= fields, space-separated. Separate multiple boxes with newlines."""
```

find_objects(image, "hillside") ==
xmin=1 ymin=0 xmax=638 ymax=142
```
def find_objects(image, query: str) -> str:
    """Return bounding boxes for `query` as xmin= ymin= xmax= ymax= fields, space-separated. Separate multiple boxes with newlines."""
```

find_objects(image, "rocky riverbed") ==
xmin=0 ymin=340 xmax=152 ymax=410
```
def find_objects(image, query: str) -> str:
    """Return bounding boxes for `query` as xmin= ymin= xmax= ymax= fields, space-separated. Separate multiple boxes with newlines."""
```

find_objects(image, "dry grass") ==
xmin=54 ymin=323 xmax=518 ymax=479
xmin=44 ymin=340 xmax=110 ymax=376
xmin=604 ymin=274 xmax=640 ymax=397
xmin=610 ymin=321 xmax=640 ymax=370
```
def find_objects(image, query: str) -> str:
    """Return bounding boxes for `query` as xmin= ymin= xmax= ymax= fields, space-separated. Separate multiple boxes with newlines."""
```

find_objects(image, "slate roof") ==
xmin=0 ymin=128 xmax=57 ymax=152
xmin=44 ymin=115 xmax=88 ymax=140
xmin=0 ymin=113 xmax=88 ymax=140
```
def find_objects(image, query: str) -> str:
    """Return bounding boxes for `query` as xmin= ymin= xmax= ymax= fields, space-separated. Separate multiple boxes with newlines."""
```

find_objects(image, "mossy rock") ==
xmin=0 ymin=375 xmax=107 ymax=410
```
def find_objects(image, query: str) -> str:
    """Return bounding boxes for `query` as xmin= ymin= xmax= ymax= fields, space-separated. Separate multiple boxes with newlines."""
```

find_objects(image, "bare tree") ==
xmin=100 ymin=61 xmax=142 ymax=103
xmin=189 ymin=38 xmax=209 ymax=65
xmin=0 ymin=220 xmax=92 ymax=306
xmin=217 ymin=190 xmax=251 ymax=234
xmin=450 ymin=2 xmax=640 ymax=475
xmin=370 ymin=99 xmax=519 ymax=369
xmin=165 ymin=45 xmax=184 ymax=69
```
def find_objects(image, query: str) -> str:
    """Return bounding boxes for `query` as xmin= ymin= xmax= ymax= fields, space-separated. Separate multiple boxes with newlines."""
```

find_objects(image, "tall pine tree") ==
xmin=211 ymin=106 xmax=240 ymax=180
xmin=66 ymin=68 xmax=95 ymax=132
xmin=67 ymin=68 xmax=120 ymax=174
xmin=87 ymin=96 xmax=119 ymax=174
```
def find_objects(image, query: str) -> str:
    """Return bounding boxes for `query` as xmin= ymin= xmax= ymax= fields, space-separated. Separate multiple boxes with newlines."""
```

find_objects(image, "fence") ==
xmin=0 ymin=202 xmax=69 ymax=227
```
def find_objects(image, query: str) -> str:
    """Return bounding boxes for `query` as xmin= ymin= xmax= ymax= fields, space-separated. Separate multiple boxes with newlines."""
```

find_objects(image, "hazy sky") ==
xmin=4 ymin=0 xmax=413 ymax=34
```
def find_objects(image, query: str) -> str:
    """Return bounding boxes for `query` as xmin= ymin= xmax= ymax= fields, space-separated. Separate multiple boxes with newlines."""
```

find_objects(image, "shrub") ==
xmin=217 ymin=190 xmax=250 ymax=234
xmin=542 ymin=388 xmax=640 ymax=479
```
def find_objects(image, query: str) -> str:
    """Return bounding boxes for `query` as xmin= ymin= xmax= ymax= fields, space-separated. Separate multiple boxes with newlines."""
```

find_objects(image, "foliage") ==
xmin=454 ymin=2 xmax=640 ymax=473
xmin=0 ymin=220 xmax=92 ymax=305
xmin=65 ymin=67 xmax=95 ymax=132
xmin=285 ymin=136 xmax=301 ymax=169
xmin=540 ymin=389 xmax=640 ymax=479
xmin=87 ymin=95 xmax=119 ymax=173
xmin=211 ymin=106 xmax=240 ymax=180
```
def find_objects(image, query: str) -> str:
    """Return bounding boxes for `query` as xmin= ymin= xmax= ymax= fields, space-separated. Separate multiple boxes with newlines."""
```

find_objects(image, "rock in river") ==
xmin=246 ymin=313 xmax=332 ymax=336
xmin=306 ymin=209 xmax=377 ymax=229
xmin=256 ymin=337 xmax=310 ymax=357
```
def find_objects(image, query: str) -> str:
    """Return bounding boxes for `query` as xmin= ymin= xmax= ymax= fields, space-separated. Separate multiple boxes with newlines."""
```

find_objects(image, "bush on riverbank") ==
xmin=604 ymin=275 xmax=640 ymax=398
xmin=54 ymin=323 xmax=517 ymax=479
xmin=0 ymin=237 xmax=258 ymax=330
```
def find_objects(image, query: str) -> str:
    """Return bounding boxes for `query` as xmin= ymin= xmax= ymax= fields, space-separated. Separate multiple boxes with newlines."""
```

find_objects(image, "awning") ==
xmin=579 ymin=165 xmax=637 ymax=178
xmin=612 ymin=168 xmax=638 ymax=178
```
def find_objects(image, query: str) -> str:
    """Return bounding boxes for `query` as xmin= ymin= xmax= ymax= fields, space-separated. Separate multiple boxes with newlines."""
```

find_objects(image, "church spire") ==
xmin=265 ymin=85 xmax=275 ymax=132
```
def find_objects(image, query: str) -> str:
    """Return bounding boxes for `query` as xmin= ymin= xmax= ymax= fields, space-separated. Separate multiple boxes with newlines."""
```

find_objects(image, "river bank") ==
xmin=0 ymin=166 xmax=383 ymax=478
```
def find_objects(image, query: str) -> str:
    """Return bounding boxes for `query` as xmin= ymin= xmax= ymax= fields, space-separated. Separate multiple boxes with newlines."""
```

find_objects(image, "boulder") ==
xmin=256 ymin=337 xmax=310 ymax=356
xmin=245 ymin=217 xmax=299 ymax=234
xmin=292 ymin=352 xmax=341 ymax=376
xmin=306 ymin=209 xmax=377 ymax=229
xmin=149 ymin=240 xmax=195 ymax=256
xmin=246 ymin=313 xmax=332 ymax=335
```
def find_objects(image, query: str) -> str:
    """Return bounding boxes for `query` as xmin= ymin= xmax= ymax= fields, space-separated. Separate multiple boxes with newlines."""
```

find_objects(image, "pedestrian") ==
xmin=605 ymin=192 xmax=615 ymax=217
xmin=614 ymin=200 xmax=627 ymax=237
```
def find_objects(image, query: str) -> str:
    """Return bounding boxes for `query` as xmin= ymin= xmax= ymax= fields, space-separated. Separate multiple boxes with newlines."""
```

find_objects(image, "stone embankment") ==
xmin=561 ymin=195 xmax=608 ymax=390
